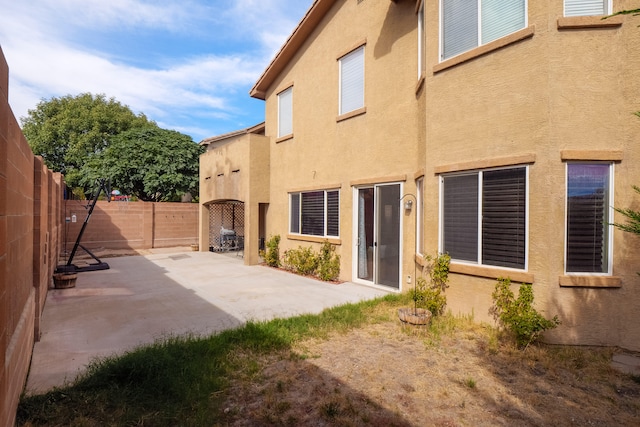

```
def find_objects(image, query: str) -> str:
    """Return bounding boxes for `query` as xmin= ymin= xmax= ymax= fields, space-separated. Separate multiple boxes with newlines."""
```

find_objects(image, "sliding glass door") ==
xmin=355 ymin=184 xmax=401 ymax=289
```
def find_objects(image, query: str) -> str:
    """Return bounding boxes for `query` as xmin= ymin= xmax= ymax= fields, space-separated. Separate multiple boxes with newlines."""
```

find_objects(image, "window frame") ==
xmin=564 ymin=0 xmax=611 ymax=17
xmin=338 ymin=45 xmax=365 ymax=116
xmin=439 ymin=165 xmax=529 ymax=271
xmin=439 ymin=0 xmax=528 ymax=61
xmin=289 ymin=189 xmax=340 ymax=238
xmin=564 ymin=162 xmax=614 ymax=275
xmin=277 ymin=86 xmax=293 ymax=138
xmin=416 ymin=176 xmax=424 ymax=256
xmin=417 ymin=1 xmax=425 ymax=78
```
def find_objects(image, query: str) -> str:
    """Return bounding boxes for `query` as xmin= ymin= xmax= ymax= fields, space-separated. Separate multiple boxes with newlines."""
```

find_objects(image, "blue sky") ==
xmin=0 ymin=0 xmax=313 ymax=142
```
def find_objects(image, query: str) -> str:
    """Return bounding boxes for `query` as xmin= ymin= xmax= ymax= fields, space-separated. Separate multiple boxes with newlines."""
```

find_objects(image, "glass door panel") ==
xmin=357 ymin=188 xmax=374 ymax=281
xmin=376 ymin=184 xmax=400 ymax=288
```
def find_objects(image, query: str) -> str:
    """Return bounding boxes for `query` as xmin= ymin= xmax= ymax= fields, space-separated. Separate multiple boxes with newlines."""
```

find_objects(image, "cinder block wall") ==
xmin=0 ymin=46 xmax=65 ymax=427
xmin=63 ymin=200 xmax=198 ymax=251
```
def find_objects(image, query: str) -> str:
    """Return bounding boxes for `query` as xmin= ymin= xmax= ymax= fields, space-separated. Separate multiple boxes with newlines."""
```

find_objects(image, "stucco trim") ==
xmin=276 ymin=134 xmax=294 ymax=144
xmin=557 ymin=15 xmax=623 ymax=30
xmin=337 ymin=107 xmax=367 ymax=122
xmin=415 ymin=253 xmax=425 ymax=267
xmin=350 ymin=175 xmax=407 ymax=187
xmin=433 ymin=26 xmax=535 ymax=74
xmin=560 ymin=150 xmax=623 ymax=161
xmin=251 ymin=0 xmax=338 ymax=99
xmin=450 ymin=262 xmax=534 ymax=284
xmin=288 ymin=183 xmax=343 ymax=193
xmin=336 ymin=39 xmax=367 ymax=60
xmin=434 ymin=154 xmax=536 ymax=175
xmin=288 ymin=234 xmax=342 ymax=245
xmin=414 ymin=169 xmax=425 ymax=180
xmin=559 ymin=275 xmax=622 ymax=288
xmin=276 ymin=82 xmax=294 ymax=95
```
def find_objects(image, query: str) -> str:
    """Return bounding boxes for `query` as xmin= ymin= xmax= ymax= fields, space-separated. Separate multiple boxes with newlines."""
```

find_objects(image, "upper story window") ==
xmin=564 ymin=0 xmax=611 ymax=17
xmin=565 ymin=163 xmax=613 ymax=274
xmin=277 ymin=86 xmax=293 ymax=138
xmin=418 ymin=2 xmax=425 ymax=78
xmin=290 ymin=190 xmax=340 ymax=238
xmin=339 ymin=46 xmax=364 ymax=115
xmin=441 ymin=0 xmax=526 ymax=60
xmin=416 ymin=176 xmax=424 ymax=256
xmin=441 ymin=166 xmax=527 ymax=270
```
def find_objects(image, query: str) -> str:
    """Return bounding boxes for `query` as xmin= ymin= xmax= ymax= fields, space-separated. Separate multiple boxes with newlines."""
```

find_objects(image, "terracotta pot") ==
xmin=191 ymin=244 xmax=199 ymax=251
xmin=53 ymin=273 xmax=77 ymax=289
xmin=398 ymin=307 xmax=432 ymax=325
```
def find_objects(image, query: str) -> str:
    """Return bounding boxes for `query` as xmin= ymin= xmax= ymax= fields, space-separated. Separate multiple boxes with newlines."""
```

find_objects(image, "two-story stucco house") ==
xmin=199 ymin=0 xmax=640 ymax=351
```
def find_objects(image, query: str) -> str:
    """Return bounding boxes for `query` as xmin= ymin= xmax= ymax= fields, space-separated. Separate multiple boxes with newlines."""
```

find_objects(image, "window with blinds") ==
xmin=566 ymin=163 xmax=611 ymax=274
xmin=416 ymin=177 xmax=425 ymax=255
xmin=290 ymin=193 xmax=300 ymax=233
xmin=442 ymin=166 xmax=527 ymax=269
xmin=278 ymin=86 xmax=292 ymax=137
xmin=441 ymin=0 xmax=526 ymax=60
xmin=565 ymin=0 xmax=609 ymax=17
xmin=290 ymin=190 xmax=340 ymax=237
xmin=482 ymin=168 xmax=526 ymax=269
xmin=339 ymin=46 xmax=364 ymax=115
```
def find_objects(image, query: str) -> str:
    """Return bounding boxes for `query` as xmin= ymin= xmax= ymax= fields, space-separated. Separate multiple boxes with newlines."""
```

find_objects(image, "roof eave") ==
xmin=250 ymin=0 xmax=337 ymax=100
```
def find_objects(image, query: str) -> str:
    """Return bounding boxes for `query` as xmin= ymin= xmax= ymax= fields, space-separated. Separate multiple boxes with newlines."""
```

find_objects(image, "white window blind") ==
xmin=442 ymin=0 xmax=478 ymax=60
xmin=278 ymin=86 xmax=292 ymax=137
xmin=418 ymin=3 xmax=425 ymax=77
xmin=442 ymin=0 xmax=525 ymax=60
xmin=339 ymin=46 xmax=364 ymax=115
xmin=416 ymin=177 xmax=424 ymax=255
xmin=565 ymin=0 xmax=608 ymax=17
xmin=481 ymin=0 xmax=526 ymax=45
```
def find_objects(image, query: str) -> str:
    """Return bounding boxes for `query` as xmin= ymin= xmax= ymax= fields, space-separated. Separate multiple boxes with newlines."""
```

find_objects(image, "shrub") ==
xmin=412 ymin=253 xmax=450 ymax=316
xmin=260 ymin=235 xmax=281 ymax=267
xmin=613 ymin=185 xmax=640 ymax=276
xmin=412 ymin=278 xmax=446 ymax=316
xmin=317 ymin=241 xmax=341 ymax=281
xmin=490 ymin=278 xmax=560 ymax=349
xmin=282 ymin=246 xmax=318 ymax=276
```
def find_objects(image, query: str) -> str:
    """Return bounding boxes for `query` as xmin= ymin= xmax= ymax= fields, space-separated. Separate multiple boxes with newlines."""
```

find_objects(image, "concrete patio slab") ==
xmin=26 ymin=249 xmax=390 ymax=394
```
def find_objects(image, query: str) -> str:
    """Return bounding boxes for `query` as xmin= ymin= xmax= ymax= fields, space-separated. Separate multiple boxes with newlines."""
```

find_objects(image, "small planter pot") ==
xmin=53 ymin=273 xmax=77 ymax=289
xmin=398 ymin=307 xmax=432 ymax=326
xmin=190 ymin=244 xmax=199 ymax=251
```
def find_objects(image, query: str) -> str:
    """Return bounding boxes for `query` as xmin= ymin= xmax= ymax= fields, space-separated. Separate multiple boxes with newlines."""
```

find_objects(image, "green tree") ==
xmin=81 ymin=127 xmax=204 ymax=202
xmin=610 ymin=8 xmax=640 ymax=17
xmin=613 ymin=185 xmax=640 ymax=237
xmin=21 ymin=93 xmax=153 ymax=191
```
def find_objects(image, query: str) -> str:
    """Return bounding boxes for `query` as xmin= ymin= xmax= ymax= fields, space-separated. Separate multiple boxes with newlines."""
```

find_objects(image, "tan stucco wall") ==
xmin=422 ymin=1 xmax=640 ymax=350
xmin=199 ymin=133 xmax=270 ymax=265
xmin=261 ymin=0 xmax=420 ymax=291
xmin=202 ymin=0 xmax=640 ymax=351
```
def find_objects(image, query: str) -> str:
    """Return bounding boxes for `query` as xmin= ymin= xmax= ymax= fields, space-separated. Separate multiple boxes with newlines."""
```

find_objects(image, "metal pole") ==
xmin=66 ymin=179 xmax=105 ymax=266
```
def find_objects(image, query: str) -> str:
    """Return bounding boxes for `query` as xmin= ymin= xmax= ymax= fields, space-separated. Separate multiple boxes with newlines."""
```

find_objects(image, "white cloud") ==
xmin=0 ymin=0 xmax=313 ymax=139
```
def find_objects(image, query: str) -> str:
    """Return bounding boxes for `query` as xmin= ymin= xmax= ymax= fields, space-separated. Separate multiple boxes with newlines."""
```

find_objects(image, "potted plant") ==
xmin=53 ymin=273 xmax=77 ymax=289
xmin=398 ymin=253 xmax=450 ymax=326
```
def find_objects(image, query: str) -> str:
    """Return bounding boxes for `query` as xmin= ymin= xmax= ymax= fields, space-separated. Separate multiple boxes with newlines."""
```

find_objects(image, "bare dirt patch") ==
xmin=221 ymin=314 xmax=640 ymax=426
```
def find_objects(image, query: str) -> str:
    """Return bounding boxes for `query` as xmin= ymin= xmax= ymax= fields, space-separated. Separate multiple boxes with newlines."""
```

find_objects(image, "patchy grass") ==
xmin=18 ymin=292 xmax=640 ymax=426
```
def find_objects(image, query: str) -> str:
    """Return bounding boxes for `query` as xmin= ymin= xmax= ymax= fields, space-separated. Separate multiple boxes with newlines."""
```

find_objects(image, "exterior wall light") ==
xmin=404 ymin=199 xmax=413 ymax=211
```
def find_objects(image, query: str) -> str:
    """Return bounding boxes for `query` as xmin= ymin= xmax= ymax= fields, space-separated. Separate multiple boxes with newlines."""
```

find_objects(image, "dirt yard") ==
xmin=221 ymin=316 xmax=640 ymax=426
